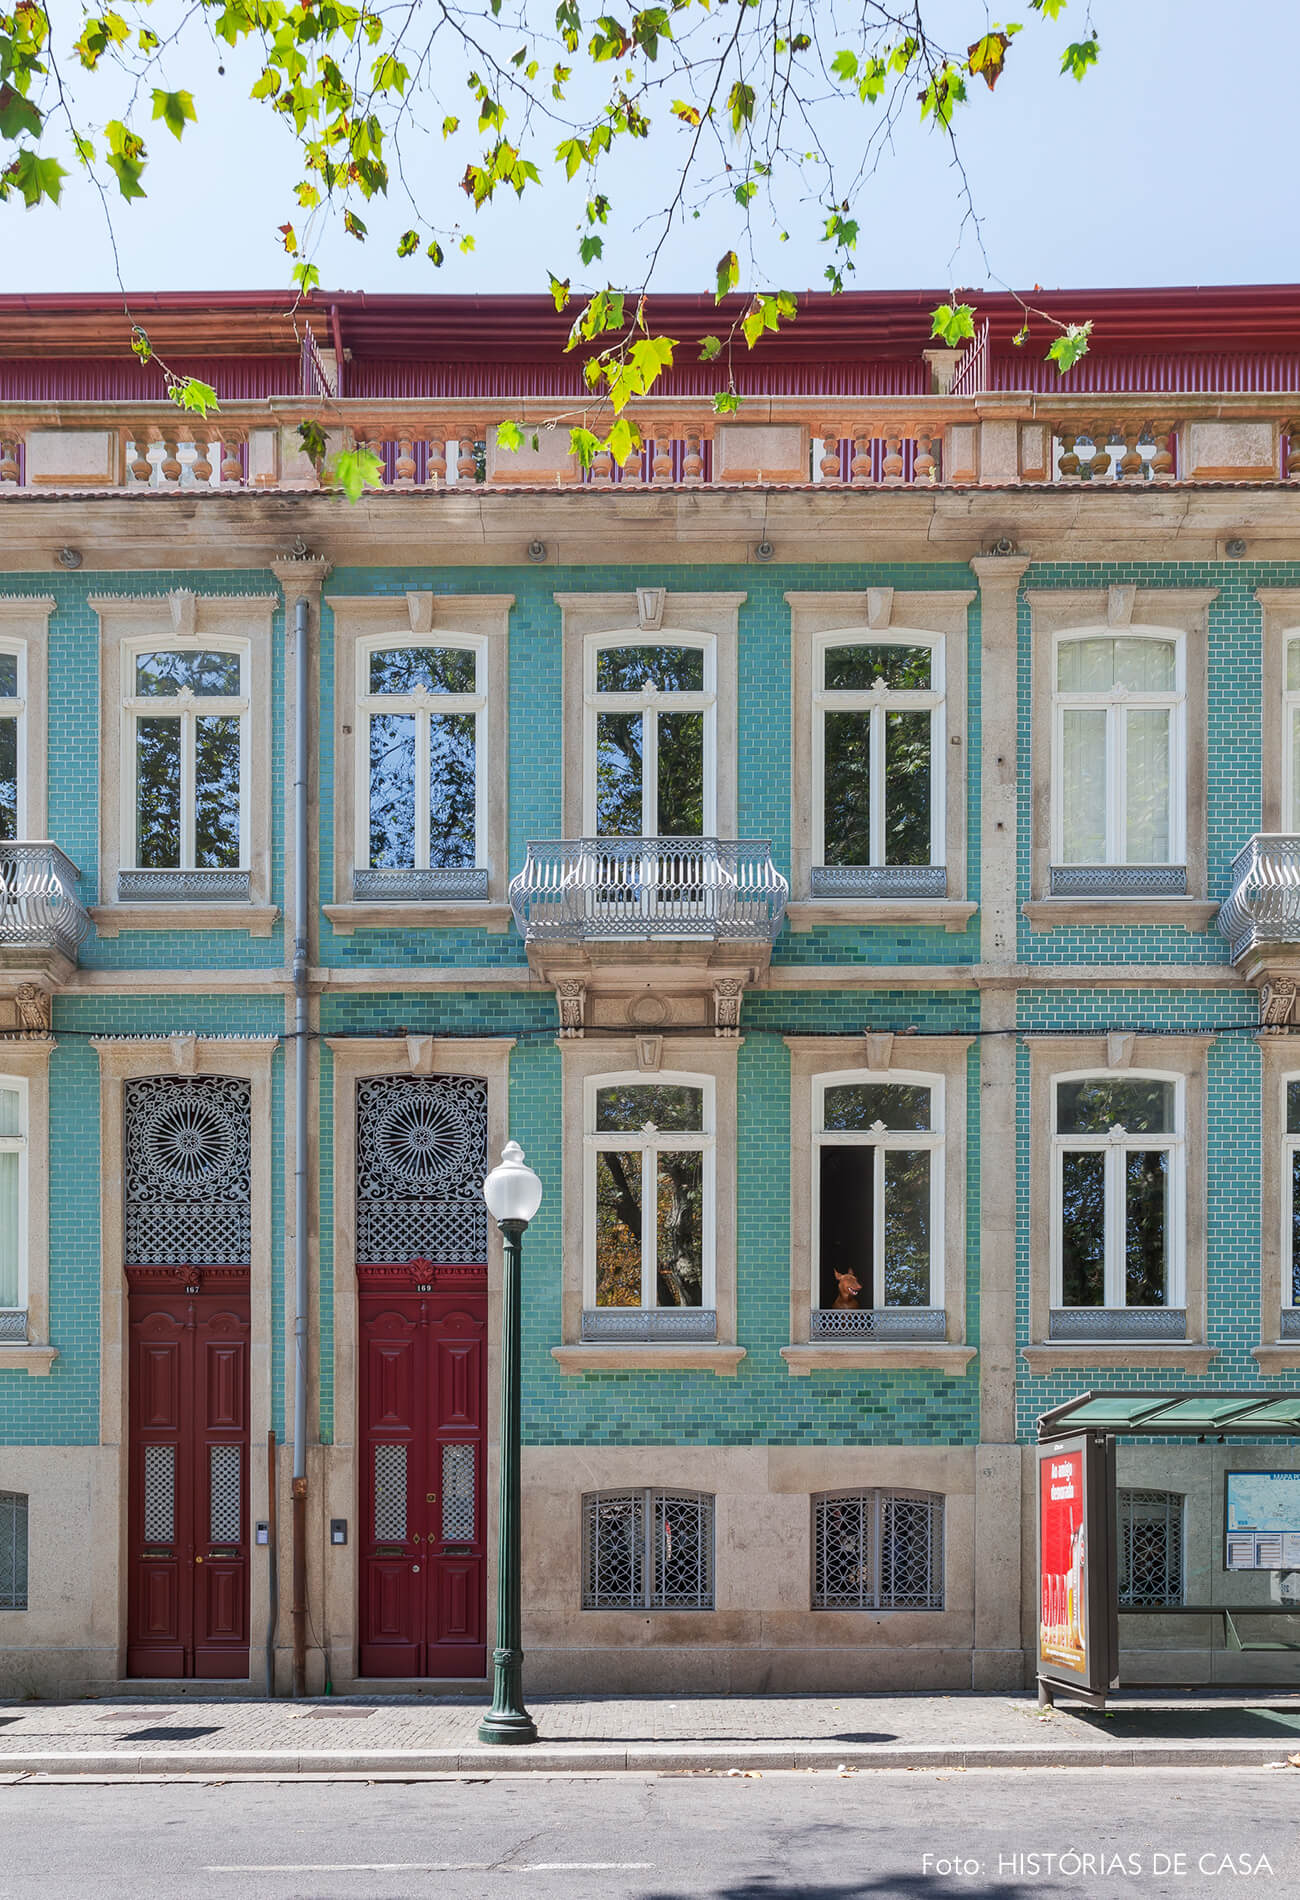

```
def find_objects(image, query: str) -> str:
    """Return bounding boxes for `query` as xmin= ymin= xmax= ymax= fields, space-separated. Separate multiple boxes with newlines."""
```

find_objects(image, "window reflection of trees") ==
xmin=1056 ymin=1077 xmax=1174 ymax=1311
xmin=593 ymin=1083 xmax=706 ymax=1311
xmin=822 ymin=642 xmax=935 ymax=870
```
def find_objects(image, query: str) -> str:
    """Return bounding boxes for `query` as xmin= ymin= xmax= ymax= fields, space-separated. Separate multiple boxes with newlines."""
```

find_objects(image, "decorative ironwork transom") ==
xmin=1117 ymin=1488 xmax=1184 ymax=1608
xmin=143 ymin=1445 xmax=175 ymax=1544
xmin=373 ymin=1444 xmax=407 ymax=1541
xmin=581 ymin=1308 xmax=717 ymax=1342
xmin=356 ymin=1074 xmax=488 ymax=1265
xmin=124 ymin=1076 xmax=252 ymax=1266
xmin=0 ymin=1490 xmax=27 ymax=1611
xmin=1050 ymin=1307 xmax=1186 ymax=1342
xmin=581 ymin=1488 xmax=714 ymax=1610
xmin=811 ymin=1308 xmax=946 ymax=1341
xmin=813 ymin=1489 xmax=945 ymax=1610
xmin=811 ymin=865 xmax=947 ymax=899
xmin=441 ymin=1444 xmax=476 ymax=1542
xmin=208 ymin=1445 xmax=242 ymax=1544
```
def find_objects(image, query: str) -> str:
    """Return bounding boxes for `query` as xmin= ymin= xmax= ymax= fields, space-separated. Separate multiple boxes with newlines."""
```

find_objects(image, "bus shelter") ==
xmin=1036 ymin=1390 xmax=1300 ymax=1709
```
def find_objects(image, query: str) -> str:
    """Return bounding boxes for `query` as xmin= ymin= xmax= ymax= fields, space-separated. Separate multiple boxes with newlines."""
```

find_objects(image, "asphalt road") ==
xmin=0 ymin=1768 xmax=1295 ymax=1900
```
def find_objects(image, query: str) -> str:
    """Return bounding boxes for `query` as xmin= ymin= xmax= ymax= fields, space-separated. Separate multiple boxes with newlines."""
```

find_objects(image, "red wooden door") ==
xmin=359 ymin=1280 xmax=487 ymax=1678
xmin=127 ymin=1280 xmax=251 ymax=1679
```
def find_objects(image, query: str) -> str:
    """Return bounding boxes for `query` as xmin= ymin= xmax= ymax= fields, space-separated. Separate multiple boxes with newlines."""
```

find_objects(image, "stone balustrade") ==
xmin=0 ymin=395 xmax=1295 ymax=491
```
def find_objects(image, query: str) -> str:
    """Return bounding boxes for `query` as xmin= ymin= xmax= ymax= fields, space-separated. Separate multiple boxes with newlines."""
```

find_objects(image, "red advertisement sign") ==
xmin=1039 ymin=1444 xmax=1089 ymax=1675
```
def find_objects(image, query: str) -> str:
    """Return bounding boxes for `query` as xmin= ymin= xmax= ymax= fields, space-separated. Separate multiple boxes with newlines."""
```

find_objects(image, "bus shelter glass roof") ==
xmin=1038 ymin=1391 xmax=1300 ymax=1441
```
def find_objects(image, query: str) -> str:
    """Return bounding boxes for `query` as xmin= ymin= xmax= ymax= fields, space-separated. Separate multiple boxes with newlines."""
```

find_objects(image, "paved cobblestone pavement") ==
xmin=1 ymin=1691 xmax=1299 ymax=1773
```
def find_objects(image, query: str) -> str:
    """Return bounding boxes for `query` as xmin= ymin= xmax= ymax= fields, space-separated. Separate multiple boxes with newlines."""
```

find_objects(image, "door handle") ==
xmin=194 ymin=1555 xmax=204 ymax=1564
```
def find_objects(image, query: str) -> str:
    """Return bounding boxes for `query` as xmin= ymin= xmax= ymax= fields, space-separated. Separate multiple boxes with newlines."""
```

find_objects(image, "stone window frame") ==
xmin=1253 ymin=1038 xmax=1300 ymax=1372
xmin=782 ymin=1035 xmax=976 ymax=1375
xmin=325 ymin=593 xmax=513 ymax=933
xmin=91 ymin=592 xmax=278 ymax=936
xmin=1022 ymin=1037 xmax=1213 ymax=1374
xmin=553 ymin=1036 xmax=744 ymax=1375
xmin=1257 ymin=589 xmax=1300 ymax=832
xmin=785 ymin=590 xmax=975 ymax=931
xmin=582 ymin=1068 xmax=717 ymax=1319
xmin=1023 ymin=588 xmax=1217 ymax=931
xmin=91 ymin=1034 xmax=277 ymax=1683
xmin=0 ymin=1040 xmax=55 ymax=1375
xmin=0 ymin=596 xmax=52 ymax=845
xmin=556 ymin=592 xmax=743 ymax=842
xmin=812 ymin=1067 xmax=946 ymax=1316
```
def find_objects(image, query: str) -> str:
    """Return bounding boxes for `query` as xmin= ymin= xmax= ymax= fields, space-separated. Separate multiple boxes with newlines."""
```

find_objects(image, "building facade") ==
xmin=0 ymin=286 xmax=1298 ymax=1696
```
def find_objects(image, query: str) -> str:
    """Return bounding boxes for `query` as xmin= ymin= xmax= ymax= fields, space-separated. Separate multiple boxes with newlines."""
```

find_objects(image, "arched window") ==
xmin=582 ymin=1488 xmax=714 ymax=1610
xmin=813 ymin=1490 xmax=944 ymax=1610
xmin=1052 ymin=629 xmax=1185 ymax=887
xmin=813 ymin=1072 xmax=944 ymax=1338
xmin=583 ymin=1074 xmax=715 ymax=1341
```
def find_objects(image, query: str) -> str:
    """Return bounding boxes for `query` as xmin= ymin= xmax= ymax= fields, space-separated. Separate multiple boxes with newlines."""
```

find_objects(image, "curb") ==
xmin=0 ymin=1741 xmax=1293 ymax=1777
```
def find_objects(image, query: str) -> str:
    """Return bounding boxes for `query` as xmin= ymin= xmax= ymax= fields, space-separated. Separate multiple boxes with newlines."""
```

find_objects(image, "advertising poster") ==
xmin=1037 ymin=1433 xmax=1116 ymax=1696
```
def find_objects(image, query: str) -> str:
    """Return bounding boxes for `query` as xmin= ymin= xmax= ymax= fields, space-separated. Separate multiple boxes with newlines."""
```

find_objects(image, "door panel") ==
xmin=359 ymin=1286 xmax=487 ymax=1679
xmin=127 ymin=1285 xmax=250 ymax=1679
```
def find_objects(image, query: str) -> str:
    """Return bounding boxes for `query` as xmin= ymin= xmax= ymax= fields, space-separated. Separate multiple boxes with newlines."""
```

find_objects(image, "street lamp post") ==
xmin=479 ymin=1139 xmax=542 ymax=1746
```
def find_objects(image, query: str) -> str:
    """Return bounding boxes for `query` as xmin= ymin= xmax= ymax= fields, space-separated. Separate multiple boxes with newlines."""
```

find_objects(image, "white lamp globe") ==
xmin=483 ymin=1140 xmax=543 ymax=1227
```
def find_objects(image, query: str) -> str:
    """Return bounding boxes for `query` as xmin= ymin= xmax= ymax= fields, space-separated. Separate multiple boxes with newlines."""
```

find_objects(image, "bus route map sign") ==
xmin=1037 ymin=1432 xmax=1116 ymax=1697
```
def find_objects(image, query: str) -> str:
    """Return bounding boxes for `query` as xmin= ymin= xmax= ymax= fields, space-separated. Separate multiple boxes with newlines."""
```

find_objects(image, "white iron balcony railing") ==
xmin=0 ymin=843 xmax=91 ymax=960
xmin=1217 ymin=835 xmax=1300 ymax=962
xmin=510 ymin=837 xmax=788 ymax=942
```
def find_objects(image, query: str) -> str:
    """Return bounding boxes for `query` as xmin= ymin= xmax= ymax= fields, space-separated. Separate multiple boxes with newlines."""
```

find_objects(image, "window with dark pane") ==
xmin=582 ymin=1489 xmax=713 ymax=1610
xmin=817 ymin=1082 xmax=935 ymax=1311
xmin=1055 ymin=1075 xmax=1177 ymax=1315
xmin=819 ymin=638 xmax=939 ymax=870
xmin=590 ymin=640 xmax=711 ymax=839
xmin=129 ymin=646 xmax=245 ymax=872
xmin=0 ymin=651 xmax=17 ymax=846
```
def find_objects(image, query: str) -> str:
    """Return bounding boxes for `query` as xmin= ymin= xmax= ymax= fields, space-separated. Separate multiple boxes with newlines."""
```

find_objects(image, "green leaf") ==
xmin=0 ymin=84 xmax=42 ymax=141
xmin=344 ymin=209 xmax=368 ymax=240
xmin=426 ymin=239 xmax=445 ymax=266
xmin=327 ymin=446 xmax=385 ymax=502
xmin=151 ymin=89 xmax=197 ymax=141
xmin=496 ymin=419 xmax=526 ymax=453
xmin=726 ymin=81 xmax=755 ymax=134
xmin=831 ymin=49 xmax=858 ymax=80
xmin=715 ymin=250 xmax=739 ymax=301
xmin=1030 ymin=0 xmax=1069 ymax=17
xmin=569 ymin=426 xmax=602 ymax=469
xmin=713 ymin=391 xmax=742 ymax=415
xmin=297 ymin=421 xmax=328 ymax=470
xmin=606 ymin=416 xmax=639 ymax=467
xmin=580 ymin=233 xmax=603 ymax=264
xmin=168 ymin=377 xmax=220 ymax=419
xmin=292 ymin=261 xmax=322 ymax=293
xmin=698 ymin=335 xmax=722 ymax=362
xmin=1046 ymin=321 xmax=1093 ymax=373
xmin=130 ymin=329 xmax=153 ymax=364
xmin=549 ymin=274 xmax=571 ymax=312
xmin=396 ymin=229 xmax=419 ymax=257
xmin=1061 ymin=34 xmax=1099 ymax=81
xmin=967 ymin=32 xmax=1010 ymax=91
xmin=930 ymin=302 xmax=976 ymax=346
xmin=0 ymin=150 xmax=68 ymax=208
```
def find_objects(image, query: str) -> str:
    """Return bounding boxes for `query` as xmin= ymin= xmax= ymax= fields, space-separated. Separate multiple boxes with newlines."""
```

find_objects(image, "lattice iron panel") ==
xmin=118 ymin=868 xmax=251 ymax=902
xmin=1282 ymin=1310 xmax=1300 ymax=1341
xmin=0 ymin=1310 xmax=26 ymax=1341
xmin=356 ymin=1075 xmax=488 ymax=1266
xmin=1050 ymin=1307 xmax=1186 ymax=1341
xmin=1049 ymin=864 xmax=1187 ymax=897
xmin=814 ymin=1490 xmax=944 ymax=1610
xmin=353 ymin=867 xmax=489 ymax=903
xmin=124 ymin=1076 xmax=252 ymax=1267
xmin=441 ymin=1444 xmax=476 ymax=1542
xmin=208 ymin=1445 xmax=242 ymax=1544
xmin=143 ymin=1445 xmax=175 ymax=1544
xmin=1117 ymin=1488 xmax=1185 ymax=1608
xmin=373 ymin=1444 xmax=407 ymax=1541
xmin=582 ymin=1488 xmax=713 ymax=1610
xmin=811 ymin=865 xmax=947 ymax=898
xmin=0 ymin=1491 xmax=27 ymax=1611
xmin=811 ymin=1308 xmax=946 ymax=1340
xmin=581 ymin=1308 xmax=717 ymax=1342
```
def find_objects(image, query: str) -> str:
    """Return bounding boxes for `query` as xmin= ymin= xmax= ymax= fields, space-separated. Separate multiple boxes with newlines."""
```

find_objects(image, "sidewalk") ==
xmin=2 ymin=1691 xmax=1300 ymax=1777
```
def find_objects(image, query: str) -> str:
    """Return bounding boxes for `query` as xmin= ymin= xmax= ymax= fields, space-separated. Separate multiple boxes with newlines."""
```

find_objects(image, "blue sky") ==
xmin=3 ymin=1 xmax=1297 ymax=298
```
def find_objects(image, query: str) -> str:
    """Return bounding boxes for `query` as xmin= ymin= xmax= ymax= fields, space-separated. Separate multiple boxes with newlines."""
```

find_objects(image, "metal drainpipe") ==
xmin=291 ymin=590 xmax=310 ymax=1697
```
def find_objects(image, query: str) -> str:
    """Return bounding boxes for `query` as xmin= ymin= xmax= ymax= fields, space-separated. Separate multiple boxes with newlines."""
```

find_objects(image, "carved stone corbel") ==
xmin=169 ymin=1032 xmax=199 ymax=1074
xmin=636 ymin=1034 xmax=664 ymax=1073
xmin=712 ymin=977 xmax=744 ymax=1038
xmin=14 ymin=984 xmax=50 ymax=1034
xmin=1259 ymin=980 xmax=1298 ymax=1031
xmin=864 ymin=1031 xmax=894 ymax=1070
xmin=636 ymin=586 xmax=666 ymax=632
xmin=556 ymin=979 xmax=587 ymax=1038
xmin=405 ymin=1034 xmax=438 ymax=1075
xmin=1106 ymin=1031 xmax=1136 ymax=1069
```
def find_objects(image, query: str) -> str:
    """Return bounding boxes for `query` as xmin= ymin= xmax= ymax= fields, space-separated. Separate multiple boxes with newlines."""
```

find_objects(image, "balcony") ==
xmin=510 ymin=837 xmax=787 ymax=944
xmin=1217 ymin=836 xmax=1300 ymax=973
xmin=0 ymin=843 xmax=91 ymax=982
xmin=510 ymin=838 xmax=788 ymax=1034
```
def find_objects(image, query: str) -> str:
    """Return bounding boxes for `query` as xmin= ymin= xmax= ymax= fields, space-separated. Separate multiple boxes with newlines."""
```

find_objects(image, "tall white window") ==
xmin=0 ymin=645 xmax=25 ymax=842
xmin=583 ymin=1076 xmax=714 ymax=1340
xmin=1052 ymin=1075 xmax=1184 ymax=1334
xmin=813 ymin=636 xmax=943 ymax=882
xmin=0 ymin=1079 xmax=27 ymax=1323
xmin=585 ymin=638 xmax=715 ymax=836
xmin=1284 ymin=1081 xmax=1300 ymax=1320
xmin=124 ymin=645 xmax=247 ymax=873
xmin=813 ymin=1075 xmax=943 ymax=1337
xmin=1284 ymin=636 xmax=1300 ymax=831
xmin=1053 ymin=633 xmax=1184 ymax=868
xmin=358 ymin=639 xmax=486 ymax=879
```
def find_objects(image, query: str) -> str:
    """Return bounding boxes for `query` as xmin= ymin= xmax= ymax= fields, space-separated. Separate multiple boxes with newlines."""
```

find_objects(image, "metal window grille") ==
xmin=142 ymin=1445 xmax=175 ymax=1544
xmin=356 ymin=1074 xmax=488 ymax=1265
xmin=1117 ymin=1488 xmax=1185 ymax=1608
xmin=813 ymin=1490 xmax=945 ymax=1611
xmin=373 ymin=1444 xmax=407 ymax=1541
xmin=441 ymin=1444 xmax=476 ymax=1542
xmin=124 ymin=1076 xmax=252 ymax=1267
xmin=582 ymin=1489 xmax=714 ymax=1610
xmin=0 ymin=1491 xmax=27 ymax=1610
xmin=208 ymin=1445 xmax=242 ymax=1544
